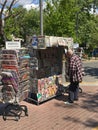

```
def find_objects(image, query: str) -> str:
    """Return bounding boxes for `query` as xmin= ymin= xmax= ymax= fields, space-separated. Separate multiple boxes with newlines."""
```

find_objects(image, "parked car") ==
xmin=92 ymin=48 xmax=98 ymax=57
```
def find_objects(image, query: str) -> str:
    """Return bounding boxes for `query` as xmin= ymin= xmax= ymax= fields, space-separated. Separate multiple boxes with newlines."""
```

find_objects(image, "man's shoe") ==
xmin=74 ymin=99 xmax=78 ymax=101
xmin=64 ymin=101 xmax=73 ymax=104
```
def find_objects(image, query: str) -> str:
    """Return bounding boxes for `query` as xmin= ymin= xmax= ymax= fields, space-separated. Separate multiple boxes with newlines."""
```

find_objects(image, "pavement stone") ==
xmin=0 ymin=84 xmax=98 ymax=130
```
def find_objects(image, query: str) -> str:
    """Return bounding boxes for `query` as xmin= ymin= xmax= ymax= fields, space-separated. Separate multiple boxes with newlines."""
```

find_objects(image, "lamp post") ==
xmin=39 ymin=0 xmax=43 ymax=36
xmin=76 ymin=12 xmax=79 ymax=42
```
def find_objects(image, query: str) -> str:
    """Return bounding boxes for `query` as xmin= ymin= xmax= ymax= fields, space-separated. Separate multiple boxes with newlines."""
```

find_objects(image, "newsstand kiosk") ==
xmin=28 ymin=35 xmax=73 ymax=105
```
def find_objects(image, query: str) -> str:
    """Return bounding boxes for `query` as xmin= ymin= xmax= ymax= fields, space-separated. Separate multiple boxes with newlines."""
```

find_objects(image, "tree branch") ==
xmin=8 ymin=0 xmax=19 ymax=12
xmin=4 ymin=8 xmax=24 ymax=20
xmin=0 ymin=0 xmax=7 ymax=17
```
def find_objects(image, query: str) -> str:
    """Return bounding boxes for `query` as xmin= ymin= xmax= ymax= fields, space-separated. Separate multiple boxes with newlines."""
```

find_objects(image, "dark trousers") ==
xmin=68 ymin=82 xmax=79 ymax=102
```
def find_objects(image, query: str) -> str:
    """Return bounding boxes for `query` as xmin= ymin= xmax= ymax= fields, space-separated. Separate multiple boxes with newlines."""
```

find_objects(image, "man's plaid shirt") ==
xmin=68 ymin=53 xmax=83 ymax=82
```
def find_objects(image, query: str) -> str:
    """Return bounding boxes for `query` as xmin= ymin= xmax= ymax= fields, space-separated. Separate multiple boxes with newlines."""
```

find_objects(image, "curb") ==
xmin=80 ymin=81 xmax=98 ymax=87
xmin=63 ymin=81 xmax=98 ymax=87
xmin=82 ymin=59 xmax=98 ymax=62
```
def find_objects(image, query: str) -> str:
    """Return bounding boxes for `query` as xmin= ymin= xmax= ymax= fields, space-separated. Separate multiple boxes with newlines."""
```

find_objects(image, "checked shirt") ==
xmin=68 ymin=54 xmax=83 ymax=82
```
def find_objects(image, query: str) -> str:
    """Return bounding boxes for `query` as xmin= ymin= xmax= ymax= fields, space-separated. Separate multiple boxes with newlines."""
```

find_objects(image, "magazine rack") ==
xmin=1 ymin=72 xmax=28 ymax=121
xmin=1 ymin=49 xmax=30 ymax=121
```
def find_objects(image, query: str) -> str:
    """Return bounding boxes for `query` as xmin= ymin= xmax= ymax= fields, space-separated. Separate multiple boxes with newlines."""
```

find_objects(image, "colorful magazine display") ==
xmin=29 ymin=47 xmax=63 ymax=104
xmin=1 ymin=49 xmax=30 ymax=103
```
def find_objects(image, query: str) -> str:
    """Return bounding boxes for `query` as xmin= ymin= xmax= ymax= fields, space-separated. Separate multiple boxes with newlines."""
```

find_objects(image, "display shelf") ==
xmin=1 ymin=49 xmax=30 ymax=102
xmin=28 ymin=46 xmax=65 ymax=104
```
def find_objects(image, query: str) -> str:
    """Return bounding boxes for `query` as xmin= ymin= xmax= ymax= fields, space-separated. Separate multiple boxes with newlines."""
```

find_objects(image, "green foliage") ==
xmin=1 ymin=0 xmax=98 ymax=50
xmin=44 ymin=0 xmax=76 ymax=37
xmin=4 ymin=7 xmax=40 ymax=43
xmin=44 ymin=0 xmax=98 ymax=49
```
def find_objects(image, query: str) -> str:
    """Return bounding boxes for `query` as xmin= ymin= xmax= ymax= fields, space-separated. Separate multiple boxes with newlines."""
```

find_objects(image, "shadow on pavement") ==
xmin=84 ymin=66 xmax=98 ymax=79
xmin=80 ymin=91 xmax=98 ymax=113
xmin=62 ymin=90 xmax=98 ymax=129
xmin=55 ymin=94 xmax=68 ymax=102
xmin=83 ymin=119 xmax=98 ymax=128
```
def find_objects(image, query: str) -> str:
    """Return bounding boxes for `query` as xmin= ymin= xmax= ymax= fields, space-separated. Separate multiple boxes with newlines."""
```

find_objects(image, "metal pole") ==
xmin=76 ymin=12 xmax=79 ymax=41
xmin=39 ymin=0 xmax=43 ymax=36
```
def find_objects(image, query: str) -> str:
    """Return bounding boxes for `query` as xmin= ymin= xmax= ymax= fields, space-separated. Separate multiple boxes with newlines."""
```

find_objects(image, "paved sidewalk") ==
xmin=0 ymin=84 xmax=98 ymax=130
xmin=80 ymin=81 xmax=98 ymax=87
xmin=64 ymin=81 xmax=98 ymax=87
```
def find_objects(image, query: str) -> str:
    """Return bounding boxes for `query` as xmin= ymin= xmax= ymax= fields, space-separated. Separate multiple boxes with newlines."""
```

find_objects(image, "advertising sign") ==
xmin=6 ymin=41 xmax=21 ymax=49
xmin=32 ymin=35 xmax=38 ymax=49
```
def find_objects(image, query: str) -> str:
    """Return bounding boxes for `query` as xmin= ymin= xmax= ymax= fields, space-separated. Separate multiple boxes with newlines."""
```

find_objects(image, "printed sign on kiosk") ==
xmin=6 ymin=41 xmax=21 ymax=49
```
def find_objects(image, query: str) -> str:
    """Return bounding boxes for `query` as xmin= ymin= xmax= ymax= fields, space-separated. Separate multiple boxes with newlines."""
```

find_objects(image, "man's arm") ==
xmin=76 ymin=56 xmax=83 ymax=82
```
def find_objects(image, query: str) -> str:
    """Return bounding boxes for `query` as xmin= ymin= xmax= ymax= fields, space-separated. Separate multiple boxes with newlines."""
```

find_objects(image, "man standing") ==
xmin=64 ymin=48 xmax=84 ymax=104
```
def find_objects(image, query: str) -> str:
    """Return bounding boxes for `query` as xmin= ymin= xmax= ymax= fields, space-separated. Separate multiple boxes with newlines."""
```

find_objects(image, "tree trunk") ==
xmin=0 ymin=19 xmax=6 ymax=46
